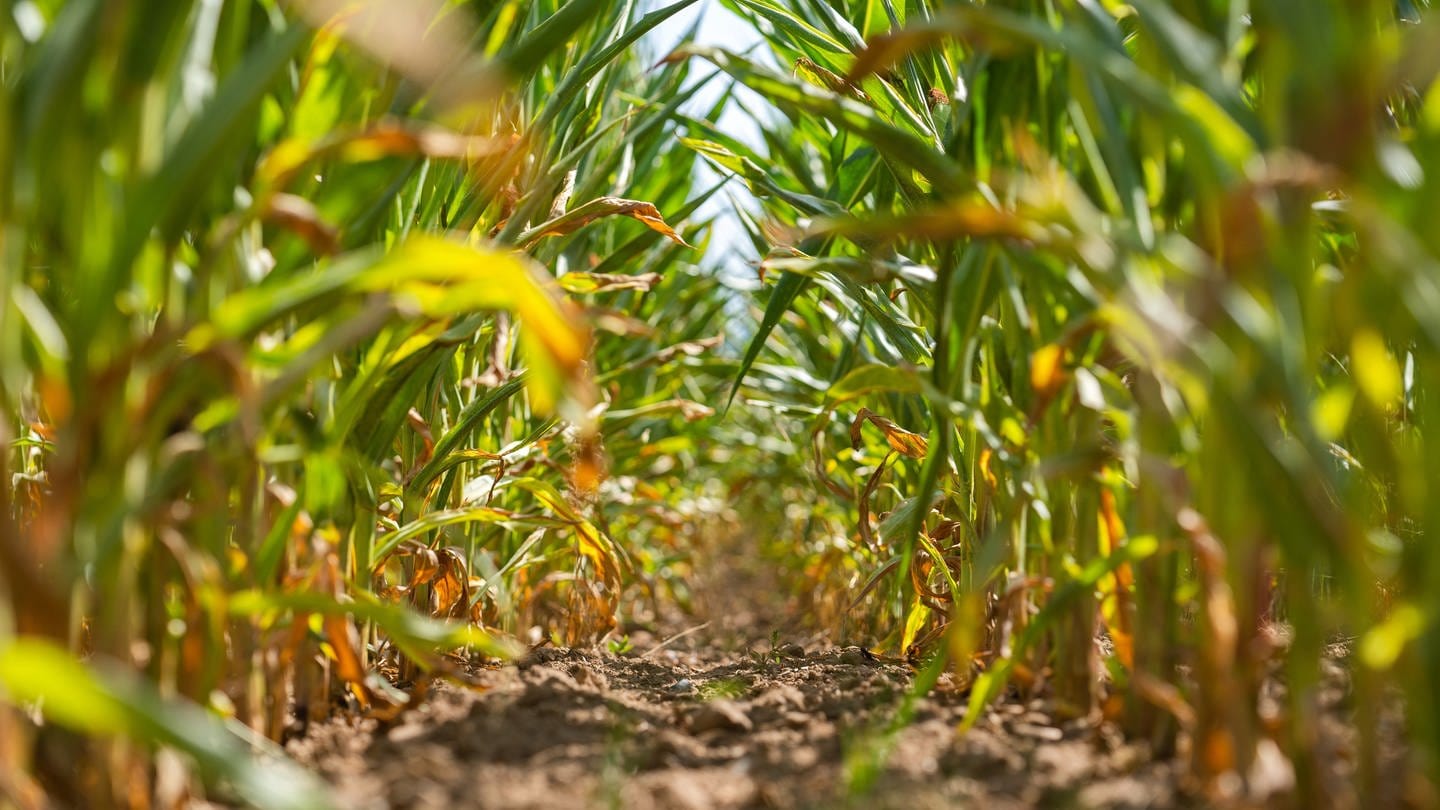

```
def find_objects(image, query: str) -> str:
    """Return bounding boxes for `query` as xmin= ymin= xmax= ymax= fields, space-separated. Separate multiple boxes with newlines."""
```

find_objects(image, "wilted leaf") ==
xmin=229 ymin=589 xmax=522 ymax=662
xmin=571 ymin=430 xmax=607 ymax=494
xmin=1097 ymin=489 xmax=1134 ymax=670
xmin=847 ymin=10 xmax=1033 ymax=84
xmin=850 ymin=408 xmax=928 ymax=458
xmin=519 ymin=197 xmax=693 ymax=248
xmin=322 ymin=613 xmax=369 ymax=693
xmin=431 ymin=548 xmax=470 ymax=619
xmin=410 ymin=547 xmax=441 ymax=586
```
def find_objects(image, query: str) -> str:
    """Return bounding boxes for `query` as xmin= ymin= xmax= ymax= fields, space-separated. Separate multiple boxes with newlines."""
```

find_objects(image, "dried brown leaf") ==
xmin=521 ymin=197 xmax=692 ymax=248
xmin=431 ymin=548 xmax=469 ymax=619
xmin=652 ymin=335 xmax=723 ymax=365
xmin=410 ymin=547 xmax=441 ymax=587
xmin=850 ymin=407 xmax=928 ymax=459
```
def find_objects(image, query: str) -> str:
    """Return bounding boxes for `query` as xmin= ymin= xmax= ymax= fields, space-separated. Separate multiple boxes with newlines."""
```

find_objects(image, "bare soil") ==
xmin=288 ymin=642 xmax=1184 ymax=809
xmin=286 ymin=534 xmax=1411 ymax=809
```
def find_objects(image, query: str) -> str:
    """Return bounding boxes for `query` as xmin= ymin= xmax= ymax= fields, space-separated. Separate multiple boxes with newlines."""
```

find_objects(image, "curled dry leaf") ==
xmin=405 ymin=407 xmax=436 ymax=476
xmin=430 ymin=548 xmax=470 ymax=620
xmin=570 ymin=429 xmax=607 ymax=495
xmin=410 ymin=547 xmax=441 ymax=587
xmin=673 ymin=400 xmax=715 ymax=422
xmin=850 ymin=407 xmax=928 ymax=459
xmin=613 ymin=399 xmax=716 ymax=427
xmin=315 ymin=545 xmax=372 ymax=709
xmin=655 ymin=335 xmax=722 ymax=364
xmin=588 ymin=307 xmax=655 ymax=337
xmin=520 ymin=197 xmax=693 ymax=248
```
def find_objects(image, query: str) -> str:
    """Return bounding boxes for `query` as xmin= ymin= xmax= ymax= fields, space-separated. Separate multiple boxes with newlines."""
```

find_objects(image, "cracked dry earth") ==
xmin=288 ymin=645 xmax=1182 ymax=810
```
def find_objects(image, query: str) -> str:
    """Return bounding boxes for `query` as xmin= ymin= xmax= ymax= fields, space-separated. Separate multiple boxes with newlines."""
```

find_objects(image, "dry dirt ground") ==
xmin=288 ymin=642 xmax=1185 ymax=810
xmin=286 ymin=536 xmax=1408 ymax=809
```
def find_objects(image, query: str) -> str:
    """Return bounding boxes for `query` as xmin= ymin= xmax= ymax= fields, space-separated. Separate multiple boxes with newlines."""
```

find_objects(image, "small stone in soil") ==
xmin=1012 ymin=722 xmax=1065 ymax=742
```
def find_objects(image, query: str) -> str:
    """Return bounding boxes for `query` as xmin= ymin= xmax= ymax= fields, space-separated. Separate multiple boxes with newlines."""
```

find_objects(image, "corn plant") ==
xmin=0 ymin=0 xmax=748 ymax=804
xmin=685 ymin=0 xmax=1440 ymax=802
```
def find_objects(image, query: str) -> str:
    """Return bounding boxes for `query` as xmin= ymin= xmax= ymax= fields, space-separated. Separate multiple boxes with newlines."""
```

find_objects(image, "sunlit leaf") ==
xmin=1030 ymin=344 xmax=1066 ymax=400
xmin=358 ymin=236 xmax=590 ymax=414
xmin=826 ymin=364 xmax=924 ymax=403
xmin=0 ymin=639 xmax=333 ymax=809
xmin=558 ymin=272 xmax=662 ymax=294
xmin=1350 ymin=330 xmax=1403 ymax=410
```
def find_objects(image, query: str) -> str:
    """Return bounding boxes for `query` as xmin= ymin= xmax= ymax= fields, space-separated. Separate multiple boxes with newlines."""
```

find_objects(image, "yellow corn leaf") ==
xmin=807 ymin=199 xmax=1043 ymax=245
xmin=1361 ymin=604 xmax=1425 ymax=671
xmin=1030 ymin=343 xmax=1065 ymax=400
xmin=1351 ymin=329 xmax=1403 ymax=410
xmin=575 ymin=519 xmax=621 ymax=588
xmin=1096 ymin=489 xmax=1134 ymax=670
xmin=511 ymin=477 xmax=620 ymax=585
xmin=901 ymin=598 xmax=931 ymax=652
xmin=322 ymin=613 xmax=369 ymax=706
xmin=1311 ymin=385 xmax=1355 ymax=441
xmin=558 ymin=272 xmax=662 ymax=294
xmin=359 ymin=236 xmax=589 ymax=414
xmin=978 ymin=447 xmax=998 ymax=489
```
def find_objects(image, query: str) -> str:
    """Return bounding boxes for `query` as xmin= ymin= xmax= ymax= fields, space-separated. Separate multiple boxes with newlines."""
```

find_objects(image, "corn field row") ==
xmin=2 ymin=0 xmax=1439 ymax=806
